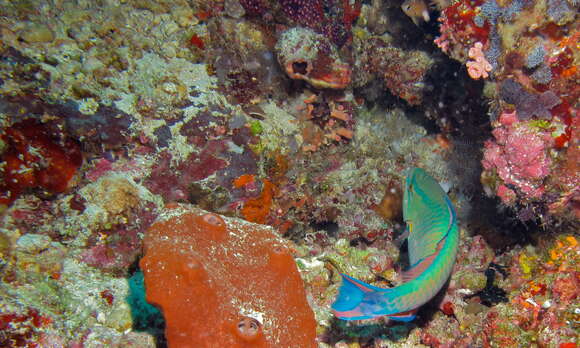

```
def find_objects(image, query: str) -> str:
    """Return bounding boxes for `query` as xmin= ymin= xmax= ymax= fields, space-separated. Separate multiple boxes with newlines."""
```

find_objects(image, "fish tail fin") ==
xmin=332 ymin=273 xmax=386 ymax=320
xmin=332 ymin=274 xmax=421 ymax=321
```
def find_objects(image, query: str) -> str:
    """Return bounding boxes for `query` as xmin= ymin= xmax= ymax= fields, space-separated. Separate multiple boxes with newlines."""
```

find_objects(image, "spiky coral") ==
xmin=239 ymin=0 xmax=269 ymax=16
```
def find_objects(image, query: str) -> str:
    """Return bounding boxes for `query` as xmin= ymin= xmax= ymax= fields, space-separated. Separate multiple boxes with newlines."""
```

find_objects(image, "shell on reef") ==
xmin=275 ymin=27 xmax=351 ymax=89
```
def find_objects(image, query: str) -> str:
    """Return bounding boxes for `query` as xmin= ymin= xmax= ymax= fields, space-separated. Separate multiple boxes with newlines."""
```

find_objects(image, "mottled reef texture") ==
xmin=0 ymin=0 xmax=578 ymax=347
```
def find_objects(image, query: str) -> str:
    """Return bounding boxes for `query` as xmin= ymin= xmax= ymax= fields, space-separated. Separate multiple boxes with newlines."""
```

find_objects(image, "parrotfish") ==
xmin=401 ymin=0 xmax=431 ymax=25
xmin=332 ymin=167 xmax=459 ymax=321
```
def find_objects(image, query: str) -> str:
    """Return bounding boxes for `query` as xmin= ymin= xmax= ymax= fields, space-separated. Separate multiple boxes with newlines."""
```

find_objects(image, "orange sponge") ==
xmin=140 ymin=205 xmax=317 ymax=348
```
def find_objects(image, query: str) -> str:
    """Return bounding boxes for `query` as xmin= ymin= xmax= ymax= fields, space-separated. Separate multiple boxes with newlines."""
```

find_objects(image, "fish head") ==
xmin=403 ymin=167 xmax=419 ymax=221
xmin=403 ymin=167 xmax=446 ymax=222
xmin=401 ymin=0 xmax=431 ymax=24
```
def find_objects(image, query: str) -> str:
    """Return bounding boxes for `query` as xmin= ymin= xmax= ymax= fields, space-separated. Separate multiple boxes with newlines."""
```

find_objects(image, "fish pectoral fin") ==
xmin=388 ymin=308 xmax=419 ymax=322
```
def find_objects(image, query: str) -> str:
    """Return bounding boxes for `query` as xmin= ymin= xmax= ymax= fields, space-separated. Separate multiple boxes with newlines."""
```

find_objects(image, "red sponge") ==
xmin=140 ymin=204 xmax=317 ymax=348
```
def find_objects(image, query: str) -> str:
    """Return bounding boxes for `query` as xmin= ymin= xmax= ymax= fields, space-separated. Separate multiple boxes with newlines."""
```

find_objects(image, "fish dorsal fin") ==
xmin=403 ymin=168 xmax=456 ymax=267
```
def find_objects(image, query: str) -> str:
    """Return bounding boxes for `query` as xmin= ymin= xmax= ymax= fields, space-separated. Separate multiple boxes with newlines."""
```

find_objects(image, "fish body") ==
xmin=332 ymin=167 xmax=459 ymax=321
xmin=401 ymin=0 xmax=431 ymax=25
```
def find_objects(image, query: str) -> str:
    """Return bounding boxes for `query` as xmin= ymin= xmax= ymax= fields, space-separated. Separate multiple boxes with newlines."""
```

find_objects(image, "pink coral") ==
xmin=482 ymin=115 xmax=554 ymax=203
xmin=498 ymin=109 xmax=518 ymax=126
xmin=435 ymin=1 xmax=490 ymax=62
xmin=466 ymin=42 xmax=492 ymax=79
xmin=496 ymin=184 xmax=517 ymax=204
xmin=434 ymin=34 xmax=450 ymax=53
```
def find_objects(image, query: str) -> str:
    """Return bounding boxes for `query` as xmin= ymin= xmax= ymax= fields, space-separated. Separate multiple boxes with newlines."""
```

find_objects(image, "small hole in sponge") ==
xmin=292 ymin=61 xmax=309 ymax=75
xmin=197 ymin=212 xmax=227 ymax=240
xmin=235 ymin=316 xmax=262 ymax=342
xmin=271 ymin=246 xmax=285 ymax=255
xmin=202 ymin=213 xmax=224 ymax=226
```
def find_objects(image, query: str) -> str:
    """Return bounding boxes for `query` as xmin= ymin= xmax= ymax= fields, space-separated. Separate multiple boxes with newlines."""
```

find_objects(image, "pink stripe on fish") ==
xmin=402 ymin=238 xmax=445 ymax=282
xmin=332 ymin=308 xmax=365 ymax=318
xmin=341 ymin=273 xmax=376 ymax=293
xmin=388 ymin=308 xmax=418 ymax=320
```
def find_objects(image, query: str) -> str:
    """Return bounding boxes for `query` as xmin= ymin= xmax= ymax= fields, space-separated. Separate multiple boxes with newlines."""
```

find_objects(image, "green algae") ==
xmin=249 ymin=120 xmax=263 ymax=136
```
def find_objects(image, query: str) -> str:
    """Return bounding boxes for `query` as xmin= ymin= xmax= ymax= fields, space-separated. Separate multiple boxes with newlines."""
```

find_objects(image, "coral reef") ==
xmin=299 ymin=230 xmax=579 ymax=347
xmin=140 ymin=205 xmax=317 ymax=347
xmin=430 ymin=0 xmax=578 ymax=221
xmin=0 ymin=0 xmax=578 ymax=346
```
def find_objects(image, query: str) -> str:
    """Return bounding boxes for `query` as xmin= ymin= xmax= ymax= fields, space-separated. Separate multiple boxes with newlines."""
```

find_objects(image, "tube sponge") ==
xmin=140 ymin=205 xmax=317 ymax=348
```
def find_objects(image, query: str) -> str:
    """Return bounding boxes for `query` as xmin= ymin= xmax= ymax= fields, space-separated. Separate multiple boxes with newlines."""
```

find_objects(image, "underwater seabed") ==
xmin=0 ymin=0 xmax=578 ymax=347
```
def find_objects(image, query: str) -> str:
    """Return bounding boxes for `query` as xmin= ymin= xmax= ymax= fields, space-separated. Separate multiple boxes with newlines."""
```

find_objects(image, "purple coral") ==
xmin=239 ymin=0 xmax=270 ymax=16
xmin=530 ymin=64 xmax=553 ymax=84
xmin=499 ymin=78 xmax=560 ymax=119
xmin=81 ymin=228 xmax=143 ymax=275
xmin=547 ymin=0 xmax=573 ymax=23
xmin=279 ymin=0 xmax=325 ymax=26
